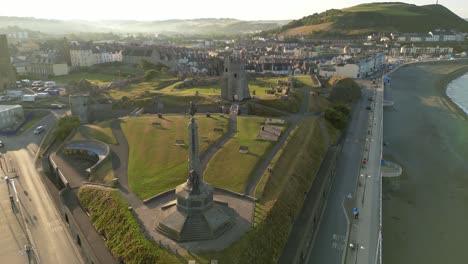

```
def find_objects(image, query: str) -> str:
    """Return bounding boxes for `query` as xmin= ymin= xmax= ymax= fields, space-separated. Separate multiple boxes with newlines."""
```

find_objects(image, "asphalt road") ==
xmin=306 ymin=84 xmax=371 ymax=264
xmin=0 ymin=110 xmax=84 ymax=264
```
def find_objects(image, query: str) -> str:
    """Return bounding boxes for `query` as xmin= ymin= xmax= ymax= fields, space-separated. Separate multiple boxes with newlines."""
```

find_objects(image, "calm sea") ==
xmin=446 ymin=73 xmax=468 ymax=115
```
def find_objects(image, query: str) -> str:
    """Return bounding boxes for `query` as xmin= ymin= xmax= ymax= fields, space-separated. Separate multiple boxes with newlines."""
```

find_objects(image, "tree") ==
xmin=55 ymin=116 xmax=80 ymax=141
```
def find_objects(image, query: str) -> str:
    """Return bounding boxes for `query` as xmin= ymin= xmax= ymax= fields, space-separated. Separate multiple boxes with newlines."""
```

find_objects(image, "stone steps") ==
xmin=180 ymin=214 xmax=213 ymax=241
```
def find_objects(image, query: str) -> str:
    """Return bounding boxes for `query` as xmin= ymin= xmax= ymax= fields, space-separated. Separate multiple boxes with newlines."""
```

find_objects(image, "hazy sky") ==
xmin=1 ymin=0 xmax=466 ymax=21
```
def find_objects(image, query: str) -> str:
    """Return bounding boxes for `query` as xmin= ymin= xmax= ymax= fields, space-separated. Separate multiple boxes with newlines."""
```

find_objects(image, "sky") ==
xmin=0 ymin=0 xmax=466 ymax=21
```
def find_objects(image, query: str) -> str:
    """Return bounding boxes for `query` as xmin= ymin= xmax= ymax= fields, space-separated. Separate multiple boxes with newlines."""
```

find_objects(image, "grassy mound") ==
xmin=121 ymin=115 xmax=229 ymax=199
xmin=83 ymin=121 xmax=118 ymax=144
xmin=78 ymin=186 xmax=179 ymax=264
xmin=204 ymin=116 xmax=279 ymax=193
xmin=329 ymin=78 xmax=361 ymax=103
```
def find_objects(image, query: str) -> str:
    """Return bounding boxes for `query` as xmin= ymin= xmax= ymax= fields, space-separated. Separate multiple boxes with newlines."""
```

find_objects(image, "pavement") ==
xmin=305 ymin=81 xmax=374 ymax=264
xmin=0 ymin=110 xmax=84 ymax=264
xmin=344 ymin=81 xmax=383 ymax=264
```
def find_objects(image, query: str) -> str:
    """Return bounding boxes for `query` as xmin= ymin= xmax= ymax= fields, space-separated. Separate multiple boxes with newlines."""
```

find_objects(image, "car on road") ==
xmin=34 ymin=125 xmax=46 ymax=135
xmin=50 ymin=103 xmax=63 ymax=109
xmin=0 ymin=140 xmax=3 ymax=147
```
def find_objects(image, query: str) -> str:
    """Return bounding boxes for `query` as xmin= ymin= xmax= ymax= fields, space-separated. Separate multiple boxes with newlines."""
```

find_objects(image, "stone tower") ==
xmin=69 ymin=94 xmax=91 ymax=124
xmin=157 ymin=102 xmax=234 ymax=242
xmin=221 ymin=56 xmax=250 ymax=101
xmin=0 ymin=35 xmax=16 ymax=91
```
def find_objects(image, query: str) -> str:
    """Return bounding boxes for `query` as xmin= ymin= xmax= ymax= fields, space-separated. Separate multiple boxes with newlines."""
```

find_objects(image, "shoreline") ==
xmin=391 ymin=61 xmax=468 ymax=120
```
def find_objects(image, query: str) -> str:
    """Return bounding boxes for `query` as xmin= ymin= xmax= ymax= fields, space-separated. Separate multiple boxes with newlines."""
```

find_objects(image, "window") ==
xmin=225 ymin=68 xmax=228 ymax=72
xmin=234 ymin=73 xmax=237 ymax=78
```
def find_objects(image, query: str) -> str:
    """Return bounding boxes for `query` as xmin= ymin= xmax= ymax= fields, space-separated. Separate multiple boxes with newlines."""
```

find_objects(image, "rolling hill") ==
xmin=0 ymin=17 xmax=289 ymax=35
xmin=280 ymin=2 xmax=468 ymax=36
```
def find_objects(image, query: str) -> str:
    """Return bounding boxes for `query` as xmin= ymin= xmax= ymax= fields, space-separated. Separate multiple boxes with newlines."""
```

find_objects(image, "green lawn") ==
xmin=294 ymin=75 xmax=321 ymax=88
xmin=254 ymin=87 xmax=304 ymax=113
xmin=160 ymin=82 xmax=222 ymax=96
xmin=78 ymin=186 xmax=179 ymax=264
xmin=248 ymin=77 xmax=289 ymax=99
xmin=51 ymin=72 xmax=121 ymax=86
xmin=204 ymin=116 xmax=278 ymax=193
xmin=121 ymin=115 xmax=229 ymax=199
xmin=308 ymin=91 xmax=331 ymax=112
xmin=82 ymin=121 xmax=118 ymax=144
xmin=108 ymin=72 xmax=178 ymax=100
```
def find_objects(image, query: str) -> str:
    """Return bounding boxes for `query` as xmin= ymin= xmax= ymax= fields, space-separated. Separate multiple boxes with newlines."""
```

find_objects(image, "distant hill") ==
xmin=0 ymin=17 xmax=289 ymax=35
xmin=279 ymin=2 xmax=468 ymax=36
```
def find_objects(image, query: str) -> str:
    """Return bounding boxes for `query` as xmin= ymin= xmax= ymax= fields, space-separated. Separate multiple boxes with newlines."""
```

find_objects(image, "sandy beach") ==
xmin=383 ymin=61 xmax=468 ymax=264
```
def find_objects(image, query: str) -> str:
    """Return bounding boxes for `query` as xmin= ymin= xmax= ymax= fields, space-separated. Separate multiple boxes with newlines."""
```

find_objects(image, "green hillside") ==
xmin=280 ymin=2 xmax=468 ymax=36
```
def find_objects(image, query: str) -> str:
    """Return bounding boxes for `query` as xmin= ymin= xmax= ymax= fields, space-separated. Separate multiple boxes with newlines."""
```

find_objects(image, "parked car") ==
xmin=34 ymin=126 xmax=45 ymax=135
xmin=44 ymin=81 xmax=57 ymax=88
xmin=32 ymin=80 xmax=44 ymax=87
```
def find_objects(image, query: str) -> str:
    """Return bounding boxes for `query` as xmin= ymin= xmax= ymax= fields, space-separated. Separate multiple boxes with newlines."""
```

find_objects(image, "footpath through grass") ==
xmin=197 ymin=117 xmax=330 ymax=263
xmin=122 ymin=115 xmax=229 ymax=200
xmin=82 ymin=121 xmax=118 ymax=144
xmin=78 ymin=186 xmax=179 ymax=264
xmin=204 ymin=116 xmax=279 ymax=193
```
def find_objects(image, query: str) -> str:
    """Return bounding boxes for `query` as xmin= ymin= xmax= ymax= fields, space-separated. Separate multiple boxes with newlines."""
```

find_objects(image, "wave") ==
xmin=446 ymin=74 xmax=468 ymax=115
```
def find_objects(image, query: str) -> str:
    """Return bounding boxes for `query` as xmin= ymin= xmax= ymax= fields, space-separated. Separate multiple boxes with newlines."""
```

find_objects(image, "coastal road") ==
xmin=0 ymin=111 xmax=84 ymax=264
xmin=305 ymin=83 xmax=371 ymax=264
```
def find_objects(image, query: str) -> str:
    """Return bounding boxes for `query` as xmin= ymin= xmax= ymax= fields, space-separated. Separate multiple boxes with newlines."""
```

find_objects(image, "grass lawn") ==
xmin=196 ymin=117 xmax=329 ymax=263
xmin=254 ymin=87 xmax=304 ymax=113
xmin=108 ymin=72 xmax=178 ymax=100
xmin=308 ymin=91 xmax=331 ymax=112
xmin=19 ymin=110 xmax=49 ymax=134
xmin=90 ymin=157 xmax=114 ymax=184
xmin=160 ymin=82 xmax=222 ymax=96
xmin=82 ymin=121 xmax=118 ymax=144
xmin=51 ymin=72 xmax=121 ymax=86
xmin=294 ymin=75 xmax=321 ymax=88
xmin=121 ymin=114 xmax=229 ymax=199
xmin=78 ymin=186 xmax=179 ymax=264
xmin=248 ymin=77 xmax=289 ymax=99
xmin=204 ymin=116 xmax=279 ymax=193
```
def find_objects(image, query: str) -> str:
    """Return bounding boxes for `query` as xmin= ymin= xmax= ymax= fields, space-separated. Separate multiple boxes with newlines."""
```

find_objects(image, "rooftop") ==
xmin=0 ymin=104 xmax=22 ymax=111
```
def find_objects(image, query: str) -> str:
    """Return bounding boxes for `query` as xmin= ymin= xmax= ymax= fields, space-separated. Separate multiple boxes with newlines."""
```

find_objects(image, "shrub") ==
xmin=55 ymin=115 xmax=80 ymax=141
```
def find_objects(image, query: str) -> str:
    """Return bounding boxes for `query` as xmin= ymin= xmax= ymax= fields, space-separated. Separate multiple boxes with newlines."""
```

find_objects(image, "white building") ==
xmin=0 ymin=105 xmax=24 ymax=129
xmin=70 ymin=43 xmax=122 ymax=68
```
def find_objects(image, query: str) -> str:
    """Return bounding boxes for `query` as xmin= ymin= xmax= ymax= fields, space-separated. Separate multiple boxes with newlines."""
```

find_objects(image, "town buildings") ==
xmin=70 ymin=42 xmax=122 ymax=68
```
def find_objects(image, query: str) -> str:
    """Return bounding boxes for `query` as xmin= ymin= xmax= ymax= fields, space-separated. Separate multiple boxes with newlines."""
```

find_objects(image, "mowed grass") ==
xmin=82 ymin=121 xmax=117 ymax=144
xmin=249 ymin=77 xmax=289 ymax=99
xmin=204 ymin=116 xmax=277 ymax=193
xmin=294 ymin=75 xmax=321 ymax=88
xmin=77 ymin=186 xmax=179 ymax=264
xmin=308 ymin=91 xmax=331 ymax=112
xmin=108 ymin=71 xmax=178 ymax=100
xmin=51 ymin=72 xmax=121 ymax=85
xmin=121 ymin=115 xmax=229 ymax=199
xmin=160 ymin=82 xmax=221 ymax=96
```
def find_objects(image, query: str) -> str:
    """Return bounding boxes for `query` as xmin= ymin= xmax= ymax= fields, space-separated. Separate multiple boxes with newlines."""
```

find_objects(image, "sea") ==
xmin=446 ymin=73 xmax=468 ymax=115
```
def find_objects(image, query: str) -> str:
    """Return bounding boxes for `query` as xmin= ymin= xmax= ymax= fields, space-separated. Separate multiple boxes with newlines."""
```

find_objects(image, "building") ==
xmin=319 ymin=52 xmax=385 ymax=79
xmin=400 ymin=45 xmax=453 ymax=56
xmin=221 ymin=56 xmax=250 ymax=101
xmin=121 ymin=46 xmax=178 ymax=69
xmin=28 ymin=51 xmax=69 ymax=78
xmin=70 ymin=43 xmax=122 ymax=68
xmin=0 ymin=105 xmax=24 ymax=129
xmin=0 ymin=35 xmax=16 ymax=90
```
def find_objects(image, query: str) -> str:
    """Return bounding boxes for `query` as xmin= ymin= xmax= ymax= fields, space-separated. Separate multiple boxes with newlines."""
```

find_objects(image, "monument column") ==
xmin=188 ymin=117 xmax=202 ymax=177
